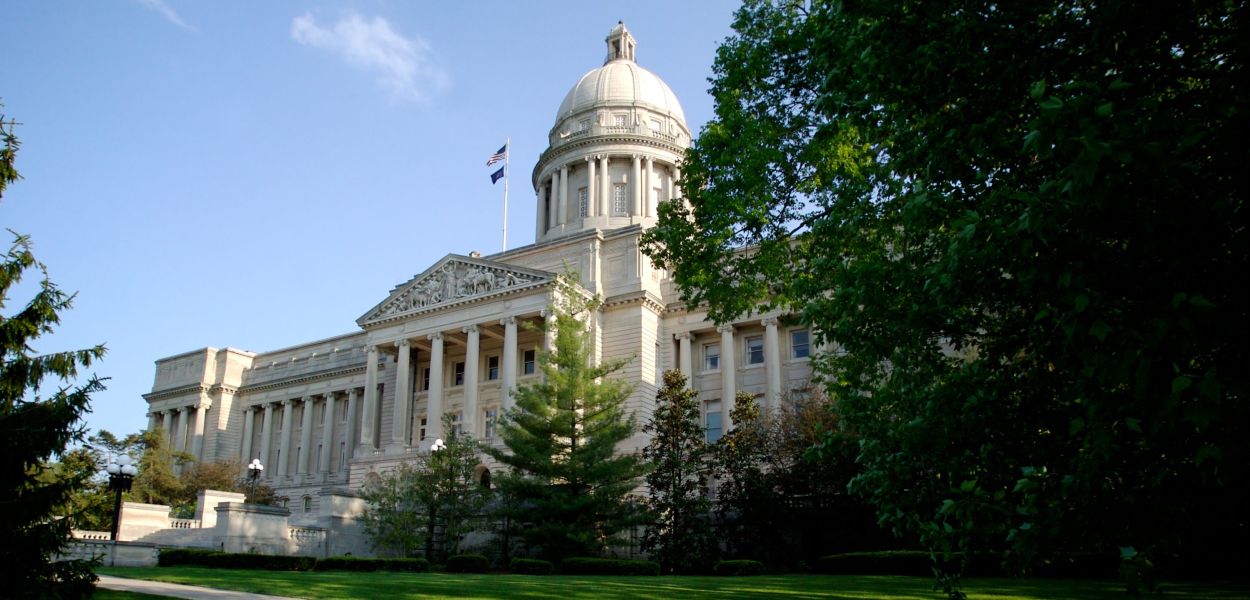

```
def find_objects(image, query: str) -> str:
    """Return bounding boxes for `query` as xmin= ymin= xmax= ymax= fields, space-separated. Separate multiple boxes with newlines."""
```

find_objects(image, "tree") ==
xmin=710 ymin=391 xmax=772 ymax=561
xmin=486 ymin=275 xmax=648 ymax=560
xmin=0 ymin=107 xmax=107 ymax=599
xmin=642 ymin=0 xmax=1249 ymax=577
xmin=128 ymin=428 xmax=192 ymax=512
xmin=360 ymin=415 xmax=488 ymax=559
xmin=641 ymin=370 xmax=717 ymax=573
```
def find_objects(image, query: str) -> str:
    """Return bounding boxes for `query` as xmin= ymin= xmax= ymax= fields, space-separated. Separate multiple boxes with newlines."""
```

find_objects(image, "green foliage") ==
xmin=713 ymin=559 xmax=766 ymax=576
xmin=509 ymin=557 xmax=554 ymax=575
xmin=641 ymin=370 xmax=717 ymax=573
xmin=156 ymin=549 xmax=314 ymax=571
xmin=486 ymin=274 xmax=648 ymax=561
xmin=359 ymin=414 xmax=489 ymax=559
xmin=559 ymin=557 xmax=660 ymax=576
xmin=642 ymin=0 xmax=1250 ymax=577
xmin=444 ymin=553 xmax=490 ymax=573
xmin=0 ymin=107 xmax=105 ymax=599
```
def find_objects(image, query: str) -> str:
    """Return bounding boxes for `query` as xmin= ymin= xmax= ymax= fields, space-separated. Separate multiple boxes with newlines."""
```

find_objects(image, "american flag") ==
xmin=486 ymin=143 xmax=508 ymax=166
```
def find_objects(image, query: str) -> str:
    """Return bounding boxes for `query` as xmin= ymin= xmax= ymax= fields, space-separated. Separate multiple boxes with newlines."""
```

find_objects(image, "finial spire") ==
xmin=605 ymin=21 xmax=636 ymax=64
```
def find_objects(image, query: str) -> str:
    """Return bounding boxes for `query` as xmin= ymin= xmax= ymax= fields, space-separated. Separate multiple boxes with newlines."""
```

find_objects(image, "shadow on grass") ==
xmin=95 ymin=567 xmax=1250 ymax=600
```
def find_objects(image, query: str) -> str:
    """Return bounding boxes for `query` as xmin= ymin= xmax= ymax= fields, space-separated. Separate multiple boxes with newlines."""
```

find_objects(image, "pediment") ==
xmin=357 ymin=255 xmax=555 ymax=327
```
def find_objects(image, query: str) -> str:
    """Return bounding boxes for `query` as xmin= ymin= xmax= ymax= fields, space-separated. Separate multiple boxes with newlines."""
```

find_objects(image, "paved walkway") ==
xmin=97 ymin=575 xmax=305 ymax=600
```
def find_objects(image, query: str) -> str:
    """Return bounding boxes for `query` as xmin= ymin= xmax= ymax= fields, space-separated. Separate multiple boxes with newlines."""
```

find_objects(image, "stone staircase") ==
xmin=133 ymin=526 xmax=217 ymax=549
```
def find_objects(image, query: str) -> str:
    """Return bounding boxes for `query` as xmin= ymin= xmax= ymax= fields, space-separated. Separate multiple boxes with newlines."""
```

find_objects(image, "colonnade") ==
xmin=147 ymin=399 xmax=211 ymax=461
xmin=673 ymin=316 xmax=788 ymax=432
xmin=536 ymin=154 xmax=681 ymax=236
xmin=240 ymin=389 xmax=359 ymax=483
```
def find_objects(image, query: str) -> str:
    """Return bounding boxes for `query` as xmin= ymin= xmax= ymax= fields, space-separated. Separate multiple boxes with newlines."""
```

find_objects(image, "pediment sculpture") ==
xmin=361 ymin=258 xmax=550 ymax=324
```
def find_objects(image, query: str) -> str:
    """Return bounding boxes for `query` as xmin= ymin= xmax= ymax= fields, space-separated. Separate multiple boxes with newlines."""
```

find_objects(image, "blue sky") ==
xmin=2 ymin=1 xmax=739 ymax=440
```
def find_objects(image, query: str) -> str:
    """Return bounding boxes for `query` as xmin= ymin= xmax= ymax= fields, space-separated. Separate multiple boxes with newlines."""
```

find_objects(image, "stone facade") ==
xmin=142 ymin=23 xmax=818 ymax=514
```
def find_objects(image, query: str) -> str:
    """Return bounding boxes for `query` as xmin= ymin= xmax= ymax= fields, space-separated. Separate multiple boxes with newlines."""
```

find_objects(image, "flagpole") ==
xmin=502 ymin=137 xmax=510 ymax=252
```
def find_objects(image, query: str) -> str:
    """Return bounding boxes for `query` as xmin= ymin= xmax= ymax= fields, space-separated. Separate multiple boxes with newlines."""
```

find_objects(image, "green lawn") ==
xmin=94 ymin=567 xmax=1250 ymax=600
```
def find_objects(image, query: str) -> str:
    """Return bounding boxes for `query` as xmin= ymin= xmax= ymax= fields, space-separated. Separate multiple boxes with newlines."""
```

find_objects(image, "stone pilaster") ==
xmin=719 ymin=324 xmax=737 ymax=431
xmin=676 ymin=331 xmax=693 ymax=383
xmin=763 ymin=317 xmax=782 ymax=412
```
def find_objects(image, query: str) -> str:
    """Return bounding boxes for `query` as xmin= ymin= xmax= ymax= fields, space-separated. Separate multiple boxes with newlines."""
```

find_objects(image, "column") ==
xmin=676 ymin=331 xmax=693 ymax=383
xmin=543 ymin=309 xmax=556 ymax=351
xmin=239 ymin=406 xmax=255 ymax=476
xmin=558 ymin=165 xmax=569 ymax=226
xmin=763 ymin=317 xmax=782 ymax=412
xmin=161 ymin=411 xmax=173 ymax=438
xmin=599 ymin=155 xmax=611 ymax=216
xmin=358 ymin=345 xmax=379 ymax=455
xmin=319 ymin=392 xmax=336 ymax=476
xmin=536 ymin=183 xmax=547 ymax=239
xmin=259 ymin=403 xmax=274 ymax=477
xmin=190 ymin=399 xmax=210 ymax=460
xmin=389 ymin=339 xmax=412 ymax=452
xmin=344 ymin=388 xmax=359 ymax=459
xmin=277 ymin=399 xmax=293 ymax=479
xmin=719 ymin=324 xmax=737 ymax=431
xmin=298 ymin=395 xmax=315 ymax=478
xmin=175 ymin=406 xmax=190 ymax=453
xmin=501 ymin=316 xmax=518 ymax=411
xmin=147 ymin=412 xmax=158 ymax=432
xmin=426 ymin=332 xmax=445 ymax=443
xmin=673 ymin=166 xmax=682 ymax=199
xmin=645 ymin=156 xmax=655 ymax=216
xmin=632 ymin=154 xmax=642 ymax=216
xmin=585 ymin=156 xmax=597 ymax=218
xmin=462 ymin=325 xmax=480 ymax=438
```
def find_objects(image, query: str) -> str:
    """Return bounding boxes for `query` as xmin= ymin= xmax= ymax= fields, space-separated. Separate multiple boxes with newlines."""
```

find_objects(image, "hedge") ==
xmin=713 ymin=560 xmax=766 ymax=576
xmin=814 ymin=551 xmax=953 ymax=576
xmin=560 ymin=557 xmax=660 ymax=576
xmin=157 ymin=549 xmax=314 ymax=571
xmin=510 ymin=558 xmax=554 ymax=575
xmin=445 ymin=554 xmax=490 ymax=573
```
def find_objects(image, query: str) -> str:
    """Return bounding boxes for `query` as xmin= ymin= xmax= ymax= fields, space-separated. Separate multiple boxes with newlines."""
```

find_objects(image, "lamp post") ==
xmin=247 ymin=458 xmax=264 ymax=503
xmin=105 ymin=455 xmax=138 ymax=542
xmin=424 ymin=438 xmax=446 ymax=560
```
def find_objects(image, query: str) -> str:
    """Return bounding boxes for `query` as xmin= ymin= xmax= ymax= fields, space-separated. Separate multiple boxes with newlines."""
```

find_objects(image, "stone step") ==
xmin=133 ymin=527 xmax=216 ymax=549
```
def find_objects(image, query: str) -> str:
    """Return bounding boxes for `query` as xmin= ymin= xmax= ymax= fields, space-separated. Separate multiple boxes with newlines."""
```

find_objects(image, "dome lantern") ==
xmin=605 ymin=21 xmax=636 ymax=64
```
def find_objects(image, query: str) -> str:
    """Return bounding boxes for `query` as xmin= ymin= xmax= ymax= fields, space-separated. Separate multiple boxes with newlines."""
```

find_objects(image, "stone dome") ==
xmin=553 ymin=23 xmax=687 ymax=128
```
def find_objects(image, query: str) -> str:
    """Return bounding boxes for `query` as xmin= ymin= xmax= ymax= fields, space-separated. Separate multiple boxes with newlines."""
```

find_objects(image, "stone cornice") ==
xmin=143 ymin=384 xmax=209 ymax=403
xmin=532 ymin=134 xmax=686 ymax=186
xmin=237 ymin=364 xmax=366 ymax=395
xmin=601 ymin=290 xmax=666 ymax=315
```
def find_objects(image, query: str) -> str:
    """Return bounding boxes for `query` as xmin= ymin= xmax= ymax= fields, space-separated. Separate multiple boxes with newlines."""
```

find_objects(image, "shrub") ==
xmin=713 ymin=559 xmax=766 ymax=576
xmin=158 ymin=549 xmax=220 ymax=567
xmin=157 ymin=549 xmax=313 ymax=571
xmin=445 ymin=554 xmax=490 ymax=573
xmin=560 ymin=557 xmax=660 ymax=576
xmin=510 ymin=558 xmax=554 ymax=575
xmin=314 ymin=557 xmax=381 ymax=572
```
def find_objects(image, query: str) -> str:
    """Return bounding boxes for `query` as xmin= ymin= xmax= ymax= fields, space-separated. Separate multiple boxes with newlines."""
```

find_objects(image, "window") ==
xmin=746 ymin=336 xmax=764 ymax=365
xmin=703 ymin=343 xmax=720 ymax=371
xmin=705 ymin=401 xmax=723 ymax=443
xmin=450 ymin=412 xmax=464 ymax=436
xmin=487 ymin=356 xmax=500 ymax=380
xmin=418 ymin=417 xmax=427 ymax=442
xmin=579 ymin=118 xmax=591 ymax=132
xmin=579 ymin=188 xmax=589 ymax=217
xmin=650 ymin=118 xmax=662 ymax=132
xmin=614 ymin=114 xmax=627 ymax=127
xmin=523 ymin=349 xmax=536 ymax=375
xmin=341 ymin=400 xmax=348 ymax=421
xmin=613 ymin=183 xmax=628 ymax=214
xmin=484 ymin=408 xmax=498 ymax=440
xmin=454 ymin=362 xmax=465 ymax=386
xmin=303 ymin=496 xmax=312 ymax=513
xmin=422 ymin=367 xmax=431 ymax=391
xmin=339 ymin=441 xmax=346 ymax=470
xmin=791 ymin=329 xmax=810 ymax=359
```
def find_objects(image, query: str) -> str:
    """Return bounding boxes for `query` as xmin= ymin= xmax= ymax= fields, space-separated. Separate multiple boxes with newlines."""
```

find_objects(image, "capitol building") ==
xmin=141 ymin=23 xmax=817 ymax=515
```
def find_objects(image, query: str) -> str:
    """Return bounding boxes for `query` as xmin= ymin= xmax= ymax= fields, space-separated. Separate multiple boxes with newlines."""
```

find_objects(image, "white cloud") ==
xmin=290 ymin=12 xmax=449 ymax=102
xmin=134 ymin=0 xmax=192 ymax=30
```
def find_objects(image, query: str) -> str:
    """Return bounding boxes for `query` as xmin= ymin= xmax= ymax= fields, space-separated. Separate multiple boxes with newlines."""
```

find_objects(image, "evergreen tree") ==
xmin=360 ymin=415 xmax=488 ymax=559
xmin=0 ymin=108 xmax=107 ymax=599
xmin=711 ymin=391 xmax=772 ymax=561
xmin=641 ymin=370 xmax=717 ymax=573
xmin=486 ymin=275 xmax=647 ymax=560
